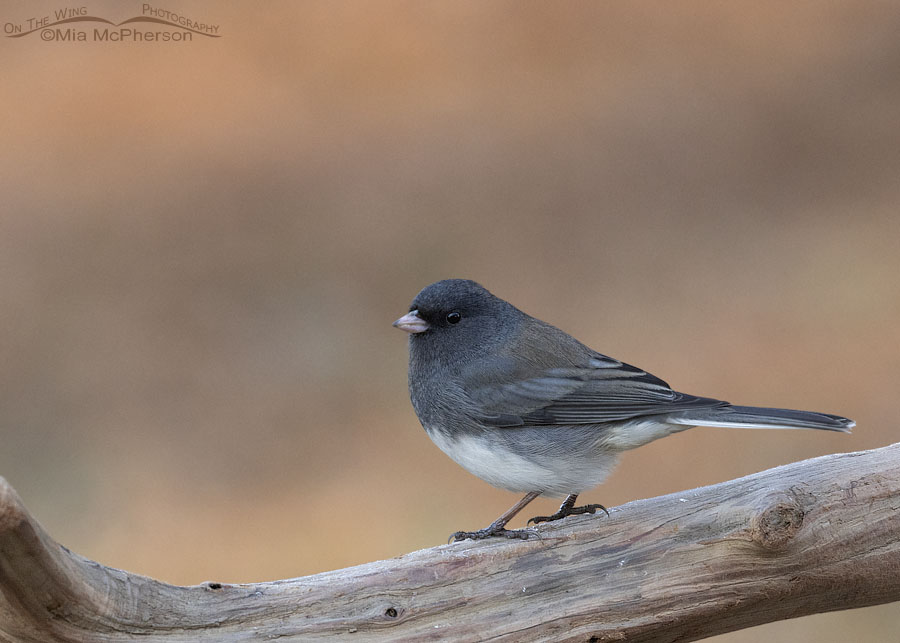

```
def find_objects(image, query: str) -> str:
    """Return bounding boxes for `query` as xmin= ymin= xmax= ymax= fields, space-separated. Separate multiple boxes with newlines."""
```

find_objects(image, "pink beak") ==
xmin=393 ymin=310 xmax=430 ymax=334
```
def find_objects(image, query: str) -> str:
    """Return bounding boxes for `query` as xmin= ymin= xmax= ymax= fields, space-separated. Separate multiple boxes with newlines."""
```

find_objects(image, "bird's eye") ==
xmin=446 ymin=312 xmax=461 ymax=324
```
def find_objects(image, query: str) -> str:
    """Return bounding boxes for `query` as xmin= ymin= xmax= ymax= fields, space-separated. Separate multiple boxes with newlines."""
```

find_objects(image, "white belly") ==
xmin=425 ymin=428 xmax=620 ymax=497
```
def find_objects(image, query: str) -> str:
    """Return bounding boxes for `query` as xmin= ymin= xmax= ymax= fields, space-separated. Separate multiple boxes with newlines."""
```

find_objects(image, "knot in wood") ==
xmin=750 ymin=501 xmax=805 ymax=550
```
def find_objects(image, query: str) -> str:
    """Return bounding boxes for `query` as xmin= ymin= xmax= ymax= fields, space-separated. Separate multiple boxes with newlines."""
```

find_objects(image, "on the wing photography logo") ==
xmin=4 ymin=4 xmax=220 ymax=43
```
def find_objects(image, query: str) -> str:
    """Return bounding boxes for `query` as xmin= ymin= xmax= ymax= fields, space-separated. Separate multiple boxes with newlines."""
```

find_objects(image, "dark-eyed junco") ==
xmin=394 ymin=279 xmax=853 ymax=542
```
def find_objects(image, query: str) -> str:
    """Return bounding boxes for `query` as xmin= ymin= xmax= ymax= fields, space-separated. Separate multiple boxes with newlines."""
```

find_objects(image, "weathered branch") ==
xmin=2 ymin=443 xmax=899 ymax=642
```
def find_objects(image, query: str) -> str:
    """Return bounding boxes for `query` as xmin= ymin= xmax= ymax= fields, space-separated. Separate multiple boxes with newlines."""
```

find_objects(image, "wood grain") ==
xmin=2 ymin=443 xmax=899 ymax=642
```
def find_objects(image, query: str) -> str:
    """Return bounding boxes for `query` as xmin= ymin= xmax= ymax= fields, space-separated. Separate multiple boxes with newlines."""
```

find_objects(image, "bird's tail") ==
xmin=666 ymin=405 xmax=854 ymax=433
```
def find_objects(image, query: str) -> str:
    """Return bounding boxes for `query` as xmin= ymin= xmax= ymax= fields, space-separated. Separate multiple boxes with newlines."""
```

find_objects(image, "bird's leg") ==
xmin=527 ymin=493 xmax=609 ymax=525
xmin=449 ymin=491 xmax=542 ymax=542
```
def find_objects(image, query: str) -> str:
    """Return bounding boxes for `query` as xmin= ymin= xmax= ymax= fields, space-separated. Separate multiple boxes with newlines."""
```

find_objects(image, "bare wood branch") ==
xmin=2 ymin=443 xmax=899 ymax=642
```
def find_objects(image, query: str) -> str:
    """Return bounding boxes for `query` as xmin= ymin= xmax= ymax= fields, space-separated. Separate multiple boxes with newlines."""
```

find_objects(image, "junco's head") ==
xmin=392 ymin=279 xmax=518 ymax=362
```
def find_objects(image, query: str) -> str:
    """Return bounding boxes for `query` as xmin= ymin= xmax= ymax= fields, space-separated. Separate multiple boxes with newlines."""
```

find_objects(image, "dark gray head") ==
xmin=393 ymin=279 xmax=519 ymax=367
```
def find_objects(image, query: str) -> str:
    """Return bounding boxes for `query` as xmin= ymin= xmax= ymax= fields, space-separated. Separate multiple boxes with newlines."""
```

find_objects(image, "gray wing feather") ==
xmin=467 ymin=352 xmax=726 ymax=427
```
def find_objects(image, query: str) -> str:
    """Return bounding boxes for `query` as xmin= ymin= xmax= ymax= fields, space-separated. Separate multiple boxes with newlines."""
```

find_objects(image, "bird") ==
xmin=393 ymin=279 xmax=854 ymax=542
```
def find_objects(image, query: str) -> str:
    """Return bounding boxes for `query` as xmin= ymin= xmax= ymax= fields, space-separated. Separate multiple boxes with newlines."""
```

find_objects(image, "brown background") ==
xmin=1 ymin=2 xmax=898 ymax=640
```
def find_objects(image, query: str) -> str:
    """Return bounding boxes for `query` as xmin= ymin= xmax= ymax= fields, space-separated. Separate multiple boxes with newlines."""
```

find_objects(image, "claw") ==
xmin=528 ymin=502 xmax=609 ymax=525
xmin=447 ymin=491 xmax=544 ymax=543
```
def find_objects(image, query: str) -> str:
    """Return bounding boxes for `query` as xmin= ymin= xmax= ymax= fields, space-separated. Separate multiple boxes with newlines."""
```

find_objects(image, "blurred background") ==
xmin=1 ymin=1 xmax=898 ymax=640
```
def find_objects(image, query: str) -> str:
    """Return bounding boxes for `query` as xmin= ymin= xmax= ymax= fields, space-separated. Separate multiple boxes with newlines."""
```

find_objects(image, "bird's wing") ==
xmin=463 ymin=352 xmax=726 ymax=427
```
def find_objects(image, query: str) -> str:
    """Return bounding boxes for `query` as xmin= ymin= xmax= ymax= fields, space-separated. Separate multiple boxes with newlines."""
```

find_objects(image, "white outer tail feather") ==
xmin=667 ymin=418 xmax=851 ymax=431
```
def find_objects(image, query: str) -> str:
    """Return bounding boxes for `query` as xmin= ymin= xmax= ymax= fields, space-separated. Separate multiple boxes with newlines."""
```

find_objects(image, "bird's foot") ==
xmin=448 ymin=526 xmax=535 ymax=543
xmin=527 ymin=503 xmax=609 ymax=525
